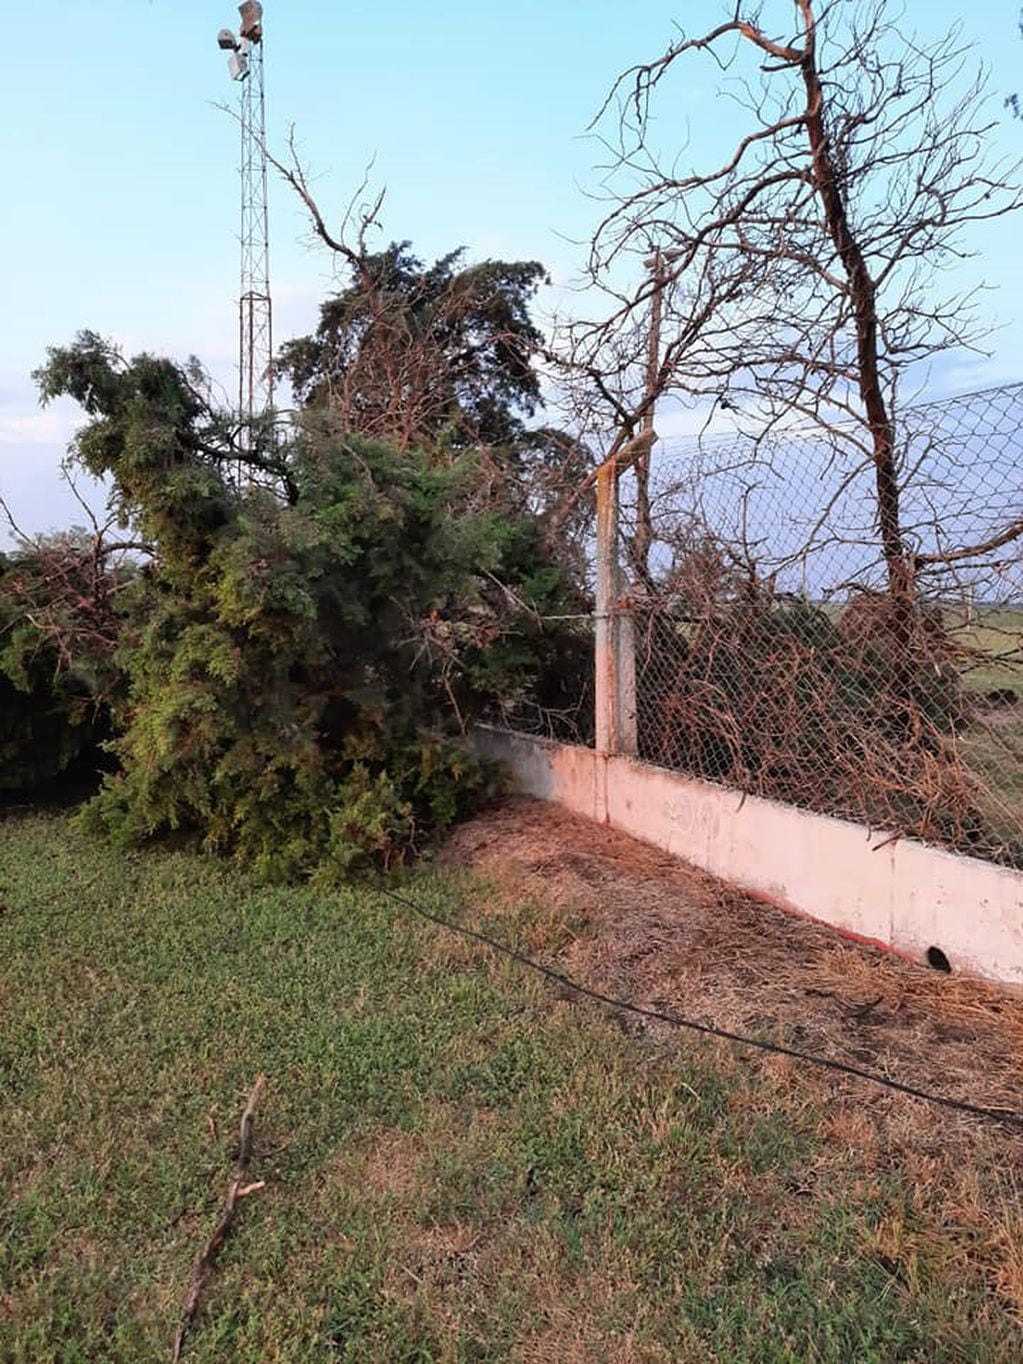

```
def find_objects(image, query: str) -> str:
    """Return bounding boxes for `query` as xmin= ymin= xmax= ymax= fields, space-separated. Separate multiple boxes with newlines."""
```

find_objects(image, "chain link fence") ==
xmin=615 ymin=383 xmax=1023 ymax=867
xmin=506 ymin=382 xmax=1023 ymax=870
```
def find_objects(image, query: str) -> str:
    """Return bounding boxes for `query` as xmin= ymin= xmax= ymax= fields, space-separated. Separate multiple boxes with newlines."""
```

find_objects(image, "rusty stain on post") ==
xmin=595 ymin=458 xmax=638 ymax=758
xmin=595 ymin=461 xmax=617 ymax=756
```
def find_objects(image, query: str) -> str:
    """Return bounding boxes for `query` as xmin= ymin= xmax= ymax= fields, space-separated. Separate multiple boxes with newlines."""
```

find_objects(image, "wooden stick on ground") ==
xmin=172 ymin=1075 xmax=267 ymax=1363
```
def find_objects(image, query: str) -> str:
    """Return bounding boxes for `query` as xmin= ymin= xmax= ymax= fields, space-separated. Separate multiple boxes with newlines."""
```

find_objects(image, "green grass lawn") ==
xmin=1 ymin=812 xmax=1021 ymax=1362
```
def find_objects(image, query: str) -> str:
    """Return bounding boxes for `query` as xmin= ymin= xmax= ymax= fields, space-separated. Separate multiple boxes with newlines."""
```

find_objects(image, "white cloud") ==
xmin=0 ymin=408 xmax=80 ymax=447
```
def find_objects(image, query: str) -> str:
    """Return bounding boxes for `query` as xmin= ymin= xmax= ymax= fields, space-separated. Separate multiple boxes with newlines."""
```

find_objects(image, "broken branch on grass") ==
xmin=171 ymin=1074 xmax=267 ymax=1364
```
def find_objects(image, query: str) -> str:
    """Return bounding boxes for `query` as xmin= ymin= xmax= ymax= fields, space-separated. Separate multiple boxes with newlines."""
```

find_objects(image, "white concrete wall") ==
xmin=474 ymin=726 xmax=1023 ymax=989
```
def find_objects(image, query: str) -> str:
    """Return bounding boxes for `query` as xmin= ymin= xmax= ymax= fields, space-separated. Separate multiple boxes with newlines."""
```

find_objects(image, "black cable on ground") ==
xmin=378 ymin=885 xmax=1023 ymax=1132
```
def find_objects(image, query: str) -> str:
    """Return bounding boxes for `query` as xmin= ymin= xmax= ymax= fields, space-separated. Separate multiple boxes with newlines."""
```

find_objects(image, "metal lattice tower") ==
xmin=218 ymin=3 xmax=273 ymax=449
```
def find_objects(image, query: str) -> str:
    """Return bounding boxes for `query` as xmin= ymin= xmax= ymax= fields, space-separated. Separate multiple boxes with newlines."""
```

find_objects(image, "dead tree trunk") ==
xmin=794 ymin=0 xmax=913 ymax=603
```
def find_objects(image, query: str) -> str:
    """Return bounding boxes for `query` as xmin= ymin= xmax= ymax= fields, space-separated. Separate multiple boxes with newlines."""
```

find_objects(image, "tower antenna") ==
xmin=217 ymin=2 xmax=273 ymax=459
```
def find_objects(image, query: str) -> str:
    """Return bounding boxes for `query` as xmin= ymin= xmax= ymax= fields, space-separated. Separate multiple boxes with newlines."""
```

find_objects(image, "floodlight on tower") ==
xmin=215 ymin=1 xmax=273 ymax=466
xmin=238 ymin=2 xmax=264 ymax=41
xmin=228 ymin=47 xmax=250 ymax=81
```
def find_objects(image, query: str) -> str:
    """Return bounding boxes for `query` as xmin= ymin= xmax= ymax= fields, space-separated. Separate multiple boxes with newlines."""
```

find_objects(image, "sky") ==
xmin=0 ymin=0 xmax=1020 ymax=545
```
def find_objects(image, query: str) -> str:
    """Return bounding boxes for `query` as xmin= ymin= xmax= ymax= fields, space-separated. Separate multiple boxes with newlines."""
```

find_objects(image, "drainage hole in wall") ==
xmin=926 ymin=946 xmax=952 ymax=973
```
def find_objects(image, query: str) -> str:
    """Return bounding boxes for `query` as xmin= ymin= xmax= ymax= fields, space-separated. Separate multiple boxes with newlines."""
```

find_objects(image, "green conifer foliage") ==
xmin=32 ymin=333 xmax=586 ymax=877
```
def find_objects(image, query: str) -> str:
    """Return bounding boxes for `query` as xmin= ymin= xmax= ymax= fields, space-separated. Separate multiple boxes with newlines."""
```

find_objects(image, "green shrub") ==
xmin=35 ymin=334 xmax=581 ymax=876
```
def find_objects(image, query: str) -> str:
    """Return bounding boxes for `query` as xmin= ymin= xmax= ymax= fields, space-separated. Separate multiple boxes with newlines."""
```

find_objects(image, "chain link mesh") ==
xmin=615 ymin=383 xmax=1023 ymax=866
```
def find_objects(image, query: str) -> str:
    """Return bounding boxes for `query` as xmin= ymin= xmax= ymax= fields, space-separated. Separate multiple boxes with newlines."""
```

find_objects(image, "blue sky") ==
xmin=1 ymin=0 xmax=1020 ymax=543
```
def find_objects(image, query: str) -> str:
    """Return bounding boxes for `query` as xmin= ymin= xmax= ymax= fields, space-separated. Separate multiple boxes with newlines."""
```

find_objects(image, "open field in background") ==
xmin=811 ymin=604 xmax=1023 ymax=695
xmin=944 ymin=607 xmax=1023 ymax=847
xmin=949 ymin=608 xmax=1023 ymax=696
xmin=3 ymin=807 xmax=1023 ymax=1362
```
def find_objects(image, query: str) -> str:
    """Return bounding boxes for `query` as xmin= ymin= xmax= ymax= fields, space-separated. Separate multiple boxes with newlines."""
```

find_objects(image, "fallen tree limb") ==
xmin=172 ymin=1075 xmax=267 ymax=1363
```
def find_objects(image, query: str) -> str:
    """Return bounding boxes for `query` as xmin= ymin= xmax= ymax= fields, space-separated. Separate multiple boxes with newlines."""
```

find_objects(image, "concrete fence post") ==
xmin=595 ymin=461 xmax=638 ymax=758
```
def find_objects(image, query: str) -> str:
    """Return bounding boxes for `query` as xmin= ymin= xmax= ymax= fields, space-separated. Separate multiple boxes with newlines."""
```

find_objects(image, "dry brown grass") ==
xmin=443 ymin=798 xmax=1023 ymax=1115
xmin=444 ymin=796 xmax=1023 ymax=1323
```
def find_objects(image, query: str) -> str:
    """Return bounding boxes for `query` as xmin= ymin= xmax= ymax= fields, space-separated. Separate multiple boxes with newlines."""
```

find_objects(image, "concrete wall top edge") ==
xmin=476 ymin=725 xmax=1023 ymax=889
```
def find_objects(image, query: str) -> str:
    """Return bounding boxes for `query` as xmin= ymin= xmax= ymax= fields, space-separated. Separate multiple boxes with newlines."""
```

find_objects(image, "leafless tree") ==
xmin=569 ymin=0 xmax=1023 ymax=599
xmin=551 ymin=2 xmax=1023 ymax=863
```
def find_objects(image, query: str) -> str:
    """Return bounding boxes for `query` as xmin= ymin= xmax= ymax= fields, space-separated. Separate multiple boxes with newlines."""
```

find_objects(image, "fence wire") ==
xmin=603 ymin=383 xmax=1023 ymax=868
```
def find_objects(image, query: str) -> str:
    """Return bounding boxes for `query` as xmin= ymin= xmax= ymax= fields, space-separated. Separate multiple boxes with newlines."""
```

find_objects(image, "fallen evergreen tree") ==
xmin=21 ymin=319 xmax=588 ymax=876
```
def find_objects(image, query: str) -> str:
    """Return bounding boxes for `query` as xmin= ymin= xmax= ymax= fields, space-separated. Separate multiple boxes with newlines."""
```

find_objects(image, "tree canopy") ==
xmin=278 ymin=243 xmax=548 ymax=452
